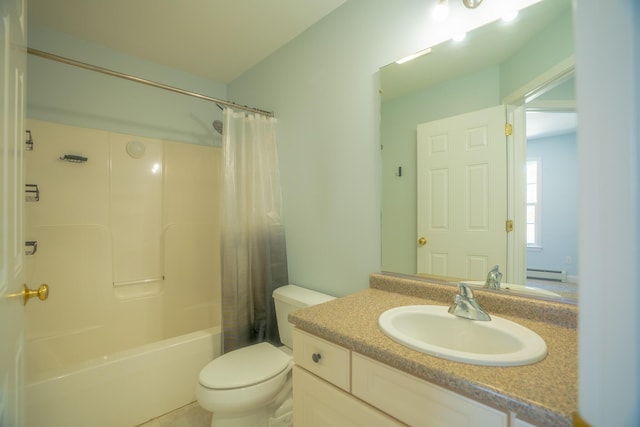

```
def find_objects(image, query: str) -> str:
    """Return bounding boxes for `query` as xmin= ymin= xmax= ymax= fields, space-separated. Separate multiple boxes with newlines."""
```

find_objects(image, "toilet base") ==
xmin=204 ymin=375 xmax=292 ymax=427
xmin=210 ymin=394 xmax=292 ymax=427
xmin=211 ymin=407 xmax=269 ymax=427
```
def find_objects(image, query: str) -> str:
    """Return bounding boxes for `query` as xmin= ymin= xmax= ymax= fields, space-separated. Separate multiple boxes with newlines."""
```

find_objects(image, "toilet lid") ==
xmin=199 ymin=342 xmax=291 ymax=390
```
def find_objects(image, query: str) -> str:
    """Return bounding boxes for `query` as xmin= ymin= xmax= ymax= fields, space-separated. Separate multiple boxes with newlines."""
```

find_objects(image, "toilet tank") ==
xmin=272 ymin=285 xmax=335 ymax=349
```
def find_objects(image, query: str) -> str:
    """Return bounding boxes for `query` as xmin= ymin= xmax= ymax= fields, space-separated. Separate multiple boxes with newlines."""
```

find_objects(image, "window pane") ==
xmin=527 ymin=184 xmax=537 ymax=203
xmin=526 ymin=159 xmax=540 ymax=247
xmin=527 ymin=162 xmax=537 ymax=184
xmin=527 ymin=205 xmax=536 ymax=223
xmin=527 ymin=224 xmax=536 ymax=244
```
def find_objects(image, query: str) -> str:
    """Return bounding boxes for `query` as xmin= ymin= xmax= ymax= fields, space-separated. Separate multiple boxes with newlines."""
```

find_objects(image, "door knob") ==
xmin=418 ymin=237 xmax=428 ymax=246
xmin=23 ymin=284 xmax=49 ymax=305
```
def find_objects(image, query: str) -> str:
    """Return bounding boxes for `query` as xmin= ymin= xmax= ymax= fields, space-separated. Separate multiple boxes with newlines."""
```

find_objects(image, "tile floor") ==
xmin=136 ymin=402 xmax=211 ymax=427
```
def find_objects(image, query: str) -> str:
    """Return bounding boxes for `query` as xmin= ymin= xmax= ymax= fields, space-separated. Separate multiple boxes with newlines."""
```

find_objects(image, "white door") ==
xmin=1 ymin=0 xmax=27 ymax=425
xmin=417 ymin=106 xmax=507 ymax=280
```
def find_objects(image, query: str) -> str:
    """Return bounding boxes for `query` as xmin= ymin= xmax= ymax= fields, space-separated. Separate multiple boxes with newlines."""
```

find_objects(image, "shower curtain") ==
xmin=220 ymin=107 xmax=289 ymax=353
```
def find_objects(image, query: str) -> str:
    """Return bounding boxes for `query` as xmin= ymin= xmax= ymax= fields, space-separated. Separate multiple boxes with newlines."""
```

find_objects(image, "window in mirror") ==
xmin=526 ymin=159 xmax=541 ymax=247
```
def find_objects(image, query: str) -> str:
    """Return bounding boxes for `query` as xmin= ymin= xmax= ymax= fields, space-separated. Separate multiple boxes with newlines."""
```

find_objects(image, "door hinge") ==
xmin=505 ymin=123 xmax=513 ymax=136
xmin=506 ymin=220 xmax=514 ymax=233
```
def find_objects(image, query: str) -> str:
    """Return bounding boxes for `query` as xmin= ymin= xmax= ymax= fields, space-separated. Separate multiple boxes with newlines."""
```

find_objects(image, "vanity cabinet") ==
xmin=293 ymin=328 xmax=537 ymax=427
xmin=293 ymin=367 xmax=402 ymax=426
xmin=293 ymin=328 xmax=401 ymax=426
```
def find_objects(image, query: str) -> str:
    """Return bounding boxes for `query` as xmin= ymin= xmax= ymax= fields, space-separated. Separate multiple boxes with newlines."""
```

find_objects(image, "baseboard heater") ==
xmin=526 ymin=268 xmax=567 ymax=282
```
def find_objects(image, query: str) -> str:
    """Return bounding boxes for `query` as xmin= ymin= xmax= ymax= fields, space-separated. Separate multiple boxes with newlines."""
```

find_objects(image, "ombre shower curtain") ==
xmin=220 ymin=107 xmax=288 ymax=353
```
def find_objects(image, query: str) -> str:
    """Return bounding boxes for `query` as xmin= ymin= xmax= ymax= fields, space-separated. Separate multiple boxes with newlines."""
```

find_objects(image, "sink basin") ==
xmin=378 ymin=305 xmax=547 ymax=366
xmin=461 ymin=281 xmax=562 ymax=298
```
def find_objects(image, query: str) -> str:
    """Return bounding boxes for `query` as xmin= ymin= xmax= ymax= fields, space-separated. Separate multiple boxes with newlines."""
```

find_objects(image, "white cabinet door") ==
xmin=417 ymin=105 xmax=507 ymax=280
xmin=352 ymin=353 xmax=508 ymax=427
xmin=0 ymin=0 xmax=27 ymax=425
xmin=293 ymin=366 xmax=403 ymax=427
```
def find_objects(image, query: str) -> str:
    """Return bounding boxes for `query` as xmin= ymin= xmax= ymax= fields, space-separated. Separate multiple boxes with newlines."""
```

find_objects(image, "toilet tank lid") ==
xmin=272 ymin=284 xmax=335 ymax=308
xmin=199 ymin=342 xmax=291 ymax=390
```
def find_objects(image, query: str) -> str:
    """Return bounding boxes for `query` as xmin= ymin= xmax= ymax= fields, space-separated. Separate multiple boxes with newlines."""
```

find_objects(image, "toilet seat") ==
xmin=199 ymin=342 xmax=291 ymax=390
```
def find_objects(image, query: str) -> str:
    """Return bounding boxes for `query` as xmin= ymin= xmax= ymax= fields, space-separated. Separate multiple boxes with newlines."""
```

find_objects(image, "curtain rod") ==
xmin=27 ymin=47 xmax=274 ymax=118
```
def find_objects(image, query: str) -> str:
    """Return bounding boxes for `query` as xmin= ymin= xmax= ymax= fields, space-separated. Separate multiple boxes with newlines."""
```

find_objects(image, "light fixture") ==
xmin=452 ymin=32 xmax=467 ymax=42
xmin=395 ymin=47 xmax=432 ymax=65
xmin=433 ymin=0 xmax=449 ymax=21
xmin=502 ymin=10 xmax=519 ymax=23
xmin=462 ymin=0 xmax=483 ymax=8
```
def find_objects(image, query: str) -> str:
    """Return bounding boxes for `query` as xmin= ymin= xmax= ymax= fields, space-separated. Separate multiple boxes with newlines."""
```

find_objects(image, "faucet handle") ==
xmin=450 ymin=282 xmax=491 ymax=321
xmin=484 ymin=266 xmax=503 ymax=289
xmin=458 ymin=282 xmax=474 ymax=299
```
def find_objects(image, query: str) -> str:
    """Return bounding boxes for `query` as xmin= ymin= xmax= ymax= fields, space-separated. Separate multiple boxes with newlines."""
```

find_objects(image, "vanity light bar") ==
xmin=501 ymin=10 xmax=519 ymax=23
xmin=395 ymin=47 xmax=432 ymax=65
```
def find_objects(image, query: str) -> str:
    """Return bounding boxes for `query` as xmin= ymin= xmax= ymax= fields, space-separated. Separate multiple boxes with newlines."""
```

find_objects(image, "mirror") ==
xmin=380 ymin=0 xmax=577 ymax=301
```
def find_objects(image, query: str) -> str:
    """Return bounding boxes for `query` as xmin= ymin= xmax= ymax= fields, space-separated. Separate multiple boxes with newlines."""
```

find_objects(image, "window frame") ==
xmin=526 ymin=158 xmax=542 ymax=249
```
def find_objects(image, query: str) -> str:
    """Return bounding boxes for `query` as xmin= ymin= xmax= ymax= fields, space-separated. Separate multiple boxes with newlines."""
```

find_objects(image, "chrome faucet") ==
xmin=483 ymin=265 xmax=502 ymax=290
xmin=448 ymin=283 xmax=491 ymax=321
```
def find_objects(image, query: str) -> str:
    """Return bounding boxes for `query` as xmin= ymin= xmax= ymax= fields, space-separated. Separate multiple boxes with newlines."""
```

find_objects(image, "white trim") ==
xmin=526 ymin=100 xmax=576 ymax=111
xmin=526 ymin=158 xmax=542 ymax=248
xmin=504 ymin=57 xmax=575 ymax=287
xmin=503 ymin=55 xmax=575 ymax=105
xmin=526 ymin=268 xmax=567 ymax=282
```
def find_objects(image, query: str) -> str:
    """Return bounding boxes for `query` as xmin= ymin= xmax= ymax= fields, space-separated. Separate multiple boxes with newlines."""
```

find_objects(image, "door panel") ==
xmin=0 ymin=0 xmax=27 ymax=425
xmin=417 ymin=106 xmax=507 ymax=280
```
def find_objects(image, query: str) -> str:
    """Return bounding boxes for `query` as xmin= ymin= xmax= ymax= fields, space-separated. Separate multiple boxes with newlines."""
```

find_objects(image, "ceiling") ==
xmin=526 ymin=111 xmax=576 ymax=139
xmin=27 ymin=0 xmax=346 ymax=84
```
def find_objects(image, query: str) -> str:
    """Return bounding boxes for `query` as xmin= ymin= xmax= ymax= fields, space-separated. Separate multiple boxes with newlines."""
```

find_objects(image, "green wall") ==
xmin=27 ymin=25 xmax=227 ymax=146
xmin=228 ymin=0 xmax=542 ymax=296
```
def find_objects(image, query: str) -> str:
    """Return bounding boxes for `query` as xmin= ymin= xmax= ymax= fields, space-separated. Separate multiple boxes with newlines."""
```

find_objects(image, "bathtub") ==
xmin=25 ymin=327 xmax=221 ymax=427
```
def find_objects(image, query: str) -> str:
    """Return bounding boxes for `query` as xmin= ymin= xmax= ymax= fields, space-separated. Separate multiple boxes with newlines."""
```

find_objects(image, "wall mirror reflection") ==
xmin=380 ymin=0 xmax=577 ymax=301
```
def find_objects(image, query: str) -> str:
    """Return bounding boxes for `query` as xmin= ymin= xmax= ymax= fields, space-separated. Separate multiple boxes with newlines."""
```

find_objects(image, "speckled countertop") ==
xmin=289 ymin=273 xmax=578 ymax=427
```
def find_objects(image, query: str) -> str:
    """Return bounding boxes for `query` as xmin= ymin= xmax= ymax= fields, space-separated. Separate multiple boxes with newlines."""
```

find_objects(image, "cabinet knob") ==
xmin=311 ymin=353 xmax=322 ymax=363
xmin=418 ymin=237 xmax=427 ymax=246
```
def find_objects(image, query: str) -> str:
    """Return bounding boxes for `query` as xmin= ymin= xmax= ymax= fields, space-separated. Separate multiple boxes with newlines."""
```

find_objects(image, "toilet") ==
xmin=196 ymin=284 xmax=335 ymax=427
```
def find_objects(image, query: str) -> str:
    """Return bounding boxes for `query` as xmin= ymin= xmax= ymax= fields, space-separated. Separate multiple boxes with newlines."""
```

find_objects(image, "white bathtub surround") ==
xmin=24 ymin=120 xmax=223 ymax=426
xmin=110 ymin=133 xmax=164 ymax=290
xmin=26 ymin=328 xmax=221 ymax=427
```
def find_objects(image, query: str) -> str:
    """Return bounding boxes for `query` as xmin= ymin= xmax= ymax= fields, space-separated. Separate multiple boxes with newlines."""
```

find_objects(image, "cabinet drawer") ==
xmin=293 ymin=328 xmax=350 ymax=391
xmin=352 ymin=353 xmax=508 ymax=427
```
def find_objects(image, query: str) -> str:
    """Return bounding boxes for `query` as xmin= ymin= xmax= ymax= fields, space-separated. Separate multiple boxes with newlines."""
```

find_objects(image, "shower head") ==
xmin=213 ymin=120 xmax=223 ymax=135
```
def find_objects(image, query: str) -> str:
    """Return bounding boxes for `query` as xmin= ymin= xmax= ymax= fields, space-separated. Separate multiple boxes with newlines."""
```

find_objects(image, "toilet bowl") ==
xmin=196 ymin=285 xmax=334 ymax=427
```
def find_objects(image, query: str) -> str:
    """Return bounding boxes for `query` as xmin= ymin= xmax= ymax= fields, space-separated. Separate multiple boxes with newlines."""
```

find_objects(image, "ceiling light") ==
xmin=452 ymin=32 xmax=467 ymax=42
xmin=462 ymin=0 xmax=483 ymax=8
xmin=502 ymin=10 xmax=519 ymax=23
xmin=433 ymin=0 xmax=449 ymax=21
xmin=395 ymin=47 xmax=433 ymax=65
